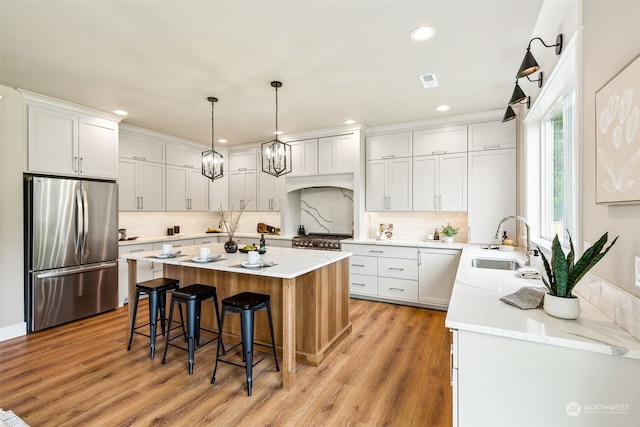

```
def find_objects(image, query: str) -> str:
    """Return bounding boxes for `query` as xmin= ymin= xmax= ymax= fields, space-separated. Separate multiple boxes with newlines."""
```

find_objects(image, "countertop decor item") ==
xmin=539 ymin=231 xmax=617 ymax=319
xmin=440 ymin=223 xmax=459 ymax=243
xmin=218 ymin=200 xmax=249 ymax=253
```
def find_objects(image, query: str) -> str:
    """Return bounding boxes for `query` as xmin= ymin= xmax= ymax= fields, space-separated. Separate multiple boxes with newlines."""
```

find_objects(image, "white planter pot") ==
xmin=543 ymin=293 xmax=581 ymax=319
xmin=443 ymin=236 xmax=454 ymax=243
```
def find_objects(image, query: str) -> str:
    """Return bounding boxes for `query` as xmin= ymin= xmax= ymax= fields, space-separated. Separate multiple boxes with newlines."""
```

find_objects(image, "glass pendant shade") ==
xmin=262 ymin=139 xmax=292 ymax=177
xmin=508 ymin=82 xmax=527 ymax=105
xmin=502 ymin=105 xmax=517 ymax=123
xmin=202 ymin=96 xmax=224 ymax=180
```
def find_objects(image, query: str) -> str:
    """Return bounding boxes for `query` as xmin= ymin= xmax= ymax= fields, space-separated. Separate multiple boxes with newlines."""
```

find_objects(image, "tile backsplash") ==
xmin=366 ymin=211 xmax=468 ymax=241
xmin=576 ymin=274 xmax=640 ymax=342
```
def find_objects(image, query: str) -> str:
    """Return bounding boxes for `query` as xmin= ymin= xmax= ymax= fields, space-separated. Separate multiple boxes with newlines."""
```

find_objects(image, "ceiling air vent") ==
xmin=419 ymin=73 xmax=439 ymax=89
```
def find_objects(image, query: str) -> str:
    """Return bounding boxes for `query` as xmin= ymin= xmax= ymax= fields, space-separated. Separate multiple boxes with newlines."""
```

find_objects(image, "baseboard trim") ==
xmin=0 ymin=322 xmax=27 ymax=342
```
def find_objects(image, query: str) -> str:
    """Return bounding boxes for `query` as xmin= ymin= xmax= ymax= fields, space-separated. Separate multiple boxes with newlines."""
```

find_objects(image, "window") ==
xmin=541 ymin=89 xmax=576 ymax=243
xmin=524 ymin=33 xmax=578 ymax=250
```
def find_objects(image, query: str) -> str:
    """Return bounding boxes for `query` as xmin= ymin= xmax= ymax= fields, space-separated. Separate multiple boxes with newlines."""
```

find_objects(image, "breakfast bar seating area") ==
xmin=122 ymin=243 xmax=352 ymax=390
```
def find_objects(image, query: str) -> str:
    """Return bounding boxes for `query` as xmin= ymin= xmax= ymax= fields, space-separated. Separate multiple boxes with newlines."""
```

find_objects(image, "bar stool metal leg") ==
xmin=127 ymin=288 xmax=142 ymax=352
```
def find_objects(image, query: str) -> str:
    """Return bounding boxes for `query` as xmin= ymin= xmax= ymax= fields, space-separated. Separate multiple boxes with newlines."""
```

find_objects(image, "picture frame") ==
xmin=595 ymin=54 xmax=640 ymax=204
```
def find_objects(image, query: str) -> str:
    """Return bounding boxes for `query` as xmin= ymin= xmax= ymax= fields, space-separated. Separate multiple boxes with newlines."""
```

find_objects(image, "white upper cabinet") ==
xmin=119 ymin=131 xmax=165 ymax=164
xmin=467 ymin=120 xmax=516 ymax=151
xmin=229 ymin=169 xmax=257 ymax=211
xmin=288 ymin=139 xmax=318 ymax=176
xmin=365 ymin=157 xmax=412 ymax=211
xmin=118 ymin=158 xmax=165 ymax=211
xmin=258 ymin=171 xmax=284 ymax=211
xmin=165 ymin=143 xmax=202 ymax=168
xmin=318 ymin=134 xmax=356 ymax=174
xmin=413 ymin=126 xmax=467 ymax=155
xmin=228 ymin=149 xmax=258 ymax=171
xmin=413 ymin=153 xmax=467 ymax=212
xmin=27 ymin=103 xmax=119 ymax=179
xmin=208 ymin=173 xmax=228 ymax=212
xmin=165 ymin=165 xmax=208 ymax=211
xmin=366 ymin=132 xmax=412 ymax=160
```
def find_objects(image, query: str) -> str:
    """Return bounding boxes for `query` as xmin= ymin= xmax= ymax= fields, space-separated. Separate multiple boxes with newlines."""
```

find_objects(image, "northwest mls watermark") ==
xmin=566 ymin=401 xmax=630 ymax=417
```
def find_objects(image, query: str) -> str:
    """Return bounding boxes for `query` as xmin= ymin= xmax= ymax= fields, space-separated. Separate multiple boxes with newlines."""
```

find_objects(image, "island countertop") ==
xmin=120 ymin=243 xmax=352 ymax=280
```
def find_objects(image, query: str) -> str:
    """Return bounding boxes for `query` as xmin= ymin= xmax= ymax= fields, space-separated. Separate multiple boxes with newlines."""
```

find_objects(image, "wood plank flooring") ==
xmin=0 ymin=298 xmax=452 ymax=426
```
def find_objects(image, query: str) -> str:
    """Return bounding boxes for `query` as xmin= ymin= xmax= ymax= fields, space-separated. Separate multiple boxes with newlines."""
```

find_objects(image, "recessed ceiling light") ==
xmin=436 ymin=105 xmax=450 ymax=112
xmin=275 ymin=130 xmax=283 ymax=135
xmin=344 ymin=119 xmax=356 ymax=125
xmin=218 ymin=139 xmax=227 ymax=144
xmin=113 ymin=109 xmax=129 ymax=116
xmin=410 ymin=26 xmax=436 ymax=42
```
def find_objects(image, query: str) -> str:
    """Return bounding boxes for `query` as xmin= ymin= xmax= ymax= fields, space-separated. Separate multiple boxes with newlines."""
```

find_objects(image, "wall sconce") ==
xmin=502 ymin=97 xmax=530 ymax=123
xmin=508 ymin=80 xmax=527 ymax=105
xmin=516 ymin=34 xmax=563 ymax=78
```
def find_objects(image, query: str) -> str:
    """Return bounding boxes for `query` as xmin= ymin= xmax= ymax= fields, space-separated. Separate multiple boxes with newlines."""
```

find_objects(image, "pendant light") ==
xmin=261 ymin=81 xmax=292 ymax=177
xmin=201 ymin=96 xmax=224 ymax=180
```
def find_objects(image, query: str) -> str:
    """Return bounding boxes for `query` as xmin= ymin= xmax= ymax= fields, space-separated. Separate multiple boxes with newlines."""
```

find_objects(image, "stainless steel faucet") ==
xmin=495 ymin=215 xmax=535 ymax=266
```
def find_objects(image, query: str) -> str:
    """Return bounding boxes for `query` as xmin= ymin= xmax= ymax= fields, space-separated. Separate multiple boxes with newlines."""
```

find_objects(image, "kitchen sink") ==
xmin=471 ymin=258 xmax=522 ymax=271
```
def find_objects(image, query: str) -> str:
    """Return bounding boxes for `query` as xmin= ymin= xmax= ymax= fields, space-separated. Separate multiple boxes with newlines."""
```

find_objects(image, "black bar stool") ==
xmin=211 ymin=292 xmax=280 ymax=396
xmin=127 ymin=277 xmax=180 ymax=359
xmin=162 ymin=284 xmax=222 ymax=375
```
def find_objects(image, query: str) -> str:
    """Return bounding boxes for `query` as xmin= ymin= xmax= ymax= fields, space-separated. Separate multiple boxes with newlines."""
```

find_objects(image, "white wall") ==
xmin=0 ymin=86 xmax=26 ymax=339
xmin=582 ymin=0 xmax=640 ymax=297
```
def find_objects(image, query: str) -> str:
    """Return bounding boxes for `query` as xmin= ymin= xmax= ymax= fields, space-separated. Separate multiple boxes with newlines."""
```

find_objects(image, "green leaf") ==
xmin=537 ymin=245 xmax=555 ymax=295
xmin=551 ymin=235 xmax=569 ymax=296
xmin=567 ymin=234 xmax=618 ymax=295
xmin=566 ymin=231 xmax=575 ymax=274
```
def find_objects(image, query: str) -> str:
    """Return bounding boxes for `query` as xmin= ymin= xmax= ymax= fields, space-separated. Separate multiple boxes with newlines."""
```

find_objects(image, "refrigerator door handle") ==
xmin=82 ymin=189 xmax=89 ymax=252
xmin=35 ymin=262 xmax=118 ymax=279
xmin=75 ymin=189 xmax=83 ymax=255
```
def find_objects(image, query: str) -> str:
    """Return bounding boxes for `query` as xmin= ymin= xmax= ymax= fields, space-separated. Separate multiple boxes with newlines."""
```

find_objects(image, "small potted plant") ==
xmin=440 ymin=223 xmax=459 ymax=243
xmin=538 ymin=231 xmax=617 ymax=319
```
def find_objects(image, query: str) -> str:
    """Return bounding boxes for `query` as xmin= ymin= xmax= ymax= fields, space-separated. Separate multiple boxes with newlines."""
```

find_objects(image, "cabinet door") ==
xmin=468 ymin=120 xmax=516 ymax=151
xmin=27 ymin=104 xmax=77 ymax=175
xmin=418 ymin=248 xmax=461 ymax=307
xmin=118 ymin=243 xmax=154 ymax=305
xmin=165 ymin=166 xmax=188 ymax=210
xmin=257 ymin=172 xmax=282 ymax=211
xmin=387 ymin=158 xmax=412 ymax=211
xmin=228 ymin=170 xmax=256 ymax=211
xmin=467 ymin=149 xmax=516 ymax=244
xmin=209 ymin=174 xmax=228 ymax=211
xmin=166 ymin=144 xmax=202 ymax=168
xmin=228 ymin=149 xmax=257 ymax=171
xmin=412 ymin=156 xmax=438 ymax=211
xmin=439 ymin=153 xmax=467 ymax=211
xmin=79 ymin=116 xmax=118 ymax=179
xmin=366 ymin=133 xmax=412 ymax=160
xmin=413 ymin=126 xmax=467 ymax=156
xmin=318 ymin=134 xmax=355 ymax=174
xmin=365 ymin=160 xmax=387 ymax=211
xmin=119 ymin=132 xmax=165 ymax=163
xmin=242 ymin=170 xmax=257 ymax=211
xmin=139 ymin=161 xmax=165 ymax=211
xmin=118 ymin=159 xmax=138 ymax=211
xmin=289 ymin=139 xmax=318 ymax=176
xmin=187 ymin=168 xmax=208 ymax=211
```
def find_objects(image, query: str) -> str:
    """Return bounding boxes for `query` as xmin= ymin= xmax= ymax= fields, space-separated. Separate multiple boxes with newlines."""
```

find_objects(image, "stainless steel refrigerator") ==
xmin=24 ymin=175 xmax=119 ymax=332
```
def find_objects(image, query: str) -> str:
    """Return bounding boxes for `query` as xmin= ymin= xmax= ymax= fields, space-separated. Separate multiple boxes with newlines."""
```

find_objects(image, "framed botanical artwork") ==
xmin=596 ymin=54 xmax=640 ymax=204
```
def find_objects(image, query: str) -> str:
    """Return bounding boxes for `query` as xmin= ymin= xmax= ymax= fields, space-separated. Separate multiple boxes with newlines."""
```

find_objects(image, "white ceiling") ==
xmin=0 ymin=0 xmax=543 ymax=147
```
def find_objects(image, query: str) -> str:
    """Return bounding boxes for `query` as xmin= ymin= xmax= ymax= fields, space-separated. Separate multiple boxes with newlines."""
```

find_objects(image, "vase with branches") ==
xmin=218 ymin=200 xmax=249 ymax=253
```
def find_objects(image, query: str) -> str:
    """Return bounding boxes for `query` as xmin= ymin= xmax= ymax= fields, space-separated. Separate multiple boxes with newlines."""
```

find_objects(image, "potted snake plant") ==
xmin=538 ymin=231 xmax=617 ymax=319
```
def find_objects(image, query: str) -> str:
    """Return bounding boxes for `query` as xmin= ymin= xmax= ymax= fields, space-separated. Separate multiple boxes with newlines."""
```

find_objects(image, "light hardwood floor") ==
xmin=0 ymin=298 xmax=452 ymax=426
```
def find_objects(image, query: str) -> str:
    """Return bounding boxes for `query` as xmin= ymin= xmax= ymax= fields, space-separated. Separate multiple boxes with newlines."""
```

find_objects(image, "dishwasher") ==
xmin=418 ymin=248 xmax=461 ymax=310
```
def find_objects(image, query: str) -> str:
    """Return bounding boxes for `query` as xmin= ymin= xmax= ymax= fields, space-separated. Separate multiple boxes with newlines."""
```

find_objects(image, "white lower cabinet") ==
xmin=451 ymin=329 xmax=640 ymax=427
xmin=343 ymin=243 xmax=419 ymax=304
xmin=118 ymin=243 xmax=154 ymax=306
xmin=418 ymin=248 xmax=461 ymax=309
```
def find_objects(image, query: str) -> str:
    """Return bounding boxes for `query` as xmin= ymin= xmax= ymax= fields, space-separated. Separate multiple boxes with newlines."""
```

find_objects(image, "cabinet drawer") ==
xmin=378 ymin=277 xmax=418 ymax=300
xmin=194 ymin=237 xmax=219 ymax=245
xmin=349 ymin=255 xmax=377 ymax=276
xmin=349 ymin=273 xmax=378 ymax=296
xmin=118 ymin=243 xmax=154 ymax=256
xmin=378 ymin=257 xmax=418 ymax=280
xmin=342 ymin=244 xmax=417 ymax=259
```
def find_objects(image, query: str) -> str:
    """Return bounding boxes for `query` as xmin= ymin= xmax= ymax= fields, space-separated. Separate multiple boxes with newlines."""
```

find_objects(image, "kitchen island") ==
xmin=121 ymin=244 xmax=352 ymax=390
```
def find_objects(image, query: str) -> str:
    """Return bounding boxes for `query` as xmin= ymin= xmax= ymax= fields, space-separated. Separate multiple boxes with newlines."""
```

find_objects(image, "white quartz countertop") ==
xmin=446 ymin=245 xmax=640 ymax=360
xmin=120 ymin=242 xmax=351 ymax=280
xmin=343 ymin=237 xmax=465 ymax=250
